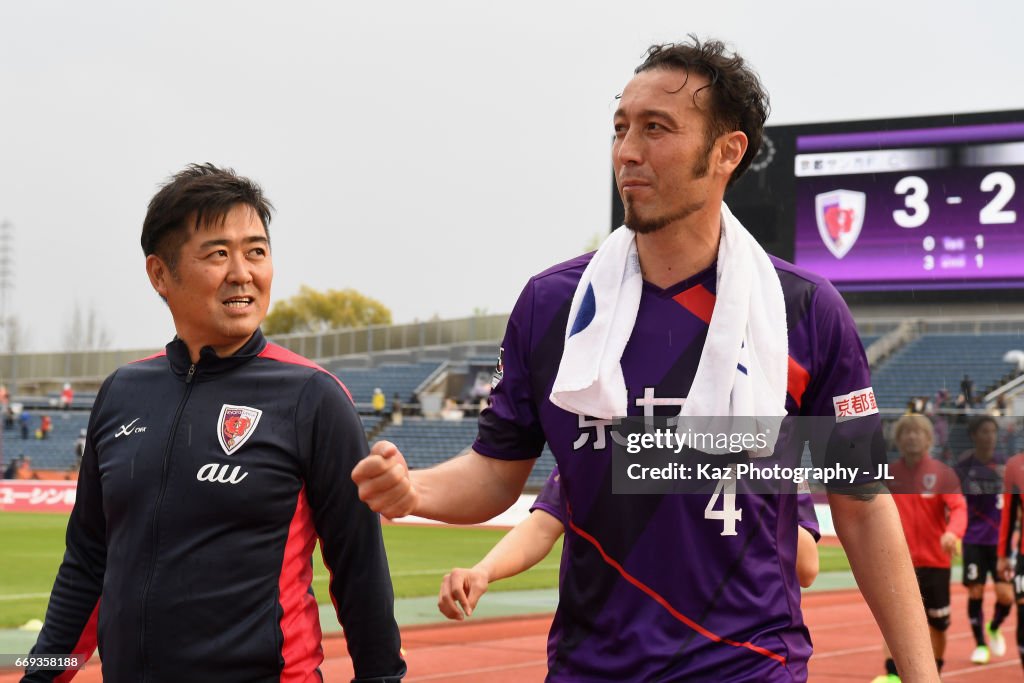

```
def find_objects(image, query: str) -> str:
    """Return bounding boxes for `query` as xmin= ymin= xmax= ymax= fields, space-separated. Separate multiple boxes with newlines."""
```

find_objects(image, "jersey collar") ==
xmin=165 ymin=328 xmax=268 ymax=380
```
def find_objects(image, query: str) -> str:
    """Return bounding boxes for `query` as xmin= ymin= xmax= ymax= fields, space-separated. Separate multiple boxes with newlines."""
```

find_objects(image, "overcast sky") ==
xmin=1 ymin=0 xmax=1021 ymax=353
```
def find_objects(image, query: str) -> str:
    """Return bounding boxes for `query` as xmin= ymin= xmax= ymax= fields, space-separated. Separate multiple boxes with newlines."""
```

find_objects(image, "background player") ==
xmin=871 ymin=414 xmax=966 ymax=682
xmin=955 ymin=415 xmax=1013 ymax=663
xmin=997 ymin=447 xmax=1024 ymax=672
xmin=437 ymin=468 xmax=821 ymax=621
xmin=438 ymin=467 xmax=566 ymax=622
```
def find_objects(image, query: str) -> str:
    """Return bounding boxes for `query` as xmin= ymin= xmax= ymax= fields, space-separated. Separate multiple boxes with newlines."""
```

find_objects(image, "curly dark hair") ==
xmin=634 ymin=36 xmax=770 ymax=186
xmin=141 ymin=162 xmax=274 ymax=269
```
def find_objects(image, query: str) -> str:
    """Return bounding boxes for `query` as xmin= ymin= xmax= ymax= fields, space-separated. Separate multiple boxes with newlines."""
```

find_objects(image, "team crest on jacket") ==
xmin=217 ymin=404 xmax=262 ymax=456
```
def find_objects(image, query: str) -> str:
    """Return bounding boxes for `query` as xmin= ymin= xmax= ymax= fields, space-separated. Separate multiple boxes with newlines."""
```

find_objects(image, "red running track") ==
xmin=2 ymin=584 xmax=1020 ymax=681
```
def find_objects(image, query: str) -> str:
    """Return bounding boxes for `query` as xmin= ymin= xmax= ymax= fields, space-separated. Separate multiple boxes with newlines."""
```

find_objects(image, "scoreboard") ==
xmin=611 ymin=109 xmax=1024 ymax=297
xmin=792 ymin=121 xmax=1024 ymax=291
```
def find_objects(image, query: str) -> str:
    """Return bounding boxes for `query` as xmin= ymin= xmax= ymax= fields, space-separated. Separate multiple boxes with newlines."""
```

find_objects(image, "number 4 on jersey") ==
xmin=704 ymin=468 xmax=742 ymax=536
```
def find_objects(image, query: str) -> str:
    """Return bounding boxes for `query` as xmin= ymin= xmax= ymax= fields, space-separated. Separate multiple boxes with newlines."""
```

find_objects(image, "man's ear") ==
xmin=716 ymin=130 xmax=748 ymax=178
xmin=146 ymin=254 xmax=171 ymax=298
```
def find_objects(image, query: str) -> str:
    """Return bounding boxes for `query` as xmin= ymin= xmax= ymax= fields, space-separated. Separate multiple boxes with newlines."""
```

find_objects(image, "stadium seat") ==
xmin=871 ymin=332 xmax=1024 ymax=410
xmin=373 ymin=417 xmax=556 ymax=488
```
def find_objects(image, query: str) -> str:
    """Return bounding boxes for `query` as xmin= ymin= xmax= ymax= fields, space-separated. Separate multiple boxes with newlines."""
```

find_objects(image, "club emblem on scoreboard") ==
xmin=815 ymin=189 xmax=866 ymax=259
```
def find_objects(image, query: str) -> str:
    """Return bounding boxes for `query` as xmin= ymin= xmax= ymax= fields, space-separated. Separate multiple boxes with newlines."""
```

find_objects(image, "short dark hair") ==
xmin=967 ymin=415 xmax=998 ymax=437
xmin=141 ymin=163 xmax=274 ymax=268
xmin=634 ymin=36 xmax=770 ymax=186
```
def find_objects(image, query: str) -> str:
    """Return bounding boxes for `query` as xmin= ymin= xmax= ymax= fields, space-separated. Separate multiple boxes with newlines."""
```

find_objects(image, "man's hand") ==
xmin=438 ymin=567 xmax=490 ymax=620
xmin=351 ymin=440 xmax=419 ymax=519
xmin=997 ymin=557 xmax=1014 ymax=583
xmin=939 ymin=532 xmax=960 ymax=558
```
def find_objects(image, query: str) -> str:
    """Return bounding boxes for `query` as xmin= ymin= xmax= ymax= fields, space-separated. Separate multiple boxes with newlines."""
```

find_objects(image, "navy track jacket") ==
xmin=24 ymin=330 xmax=405 ymax=682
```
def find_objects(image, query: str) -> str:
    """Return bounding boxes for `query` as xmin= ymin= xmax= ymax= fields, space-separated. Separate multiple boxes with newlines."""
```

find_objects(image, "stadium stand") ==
xmin=3 ymin=412 xmax=89 ymax=471
xmin=871 ymin=332 xmax=1024 ymax=410
xmin=8 ymin=314 xmax=1024 ymax=491
xmin=374 ymin=418 xmax=477 ymax=469
xmin=21 ymin=392 xmax=98 ymax=411
xmin=359 ymin=413 xmax=385 ymax=436
xmin=329 ymin=361 xmax=445 ymax=410
xmin=1 ymin=411 xmax=392 ymax=475
xmin=374 ymin=417 xmax=557 ymax=488
xmin=858 ymin=334 xmax=880 ymax=350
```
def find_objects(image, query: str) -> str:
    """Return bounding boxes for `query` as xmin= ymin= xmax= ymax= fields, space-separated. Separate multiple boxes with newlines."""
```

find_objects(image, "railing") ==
xmin=262 ymin=314 xmax=508 ymax=360
xmin=985 ymin=372 xmax=1024 ymax=405
xmin=0 ymin=348 xmax=163 ymax=391
xmin=10 ymin=311 xmax=1024 ymax=395
xmin=415 ymin=360 xmax=451 ymax=396
xmin=0 ymin=313 xmax=511 ymax=392
xmin=857 ymin=314 xmax=1024 ymax=335
xmin=865 ymin=318 xmax=922 ymax=368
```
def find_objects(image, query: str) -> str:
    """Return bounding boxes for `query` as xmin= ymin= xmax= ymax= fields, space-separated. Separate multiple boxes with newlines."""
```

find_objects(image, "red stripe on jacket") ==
xmin=259 ymin=343 xmax=354 ymax=403
xmin=53 ymin=600 xmax=100 ymax=683
xmin=277 ymin=487 xmax=323 ymax=682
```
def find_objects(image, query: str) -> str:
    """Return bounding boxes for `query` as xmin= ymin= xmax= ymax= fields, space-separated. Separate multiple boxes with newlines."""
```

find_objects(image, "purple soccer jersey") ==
xmin=535 ymin=469 xmax=821 ymax=542
xmin=531 ymin=466 xmax=567 ymax=523
xmin=474 ymin=251 xmax=881 ymax=682
xmin=796 ymin=492 xmax=821 ymax=542
xmin=954 ymin=449 xmax=1007 ymax=546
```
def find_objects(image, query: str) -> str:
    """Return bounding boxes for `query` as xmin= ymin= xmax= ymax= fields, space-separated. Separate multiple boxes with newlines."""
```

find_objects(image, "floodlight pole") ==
xmin=0 ymin=220 xmax=16 ymax=393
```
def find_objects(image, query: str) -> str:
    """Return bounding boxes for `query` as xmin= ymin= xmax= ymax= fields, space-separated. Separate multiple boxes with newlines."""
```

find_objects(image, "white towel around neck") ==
xmin=549 ymin=202 xmax=789 ymax=455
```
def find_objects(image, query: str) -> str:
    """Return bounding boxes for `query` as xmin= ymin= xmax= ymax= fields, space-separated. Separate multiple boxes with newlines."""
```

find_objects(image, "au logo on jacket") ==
xmin=217 ymin=404 xmax=262 ymax=456
xmin=197 ymin=462 xmax=249 ymax=485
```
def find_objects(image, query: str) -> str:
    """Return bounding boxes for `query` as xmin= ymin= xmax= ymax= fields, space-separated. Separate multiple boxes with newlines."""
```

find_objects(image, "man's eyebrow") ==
xmin=198 ymin=235 xmax=269 ymax=249
xmin=613 ymin=108 xmax=679 ymax=125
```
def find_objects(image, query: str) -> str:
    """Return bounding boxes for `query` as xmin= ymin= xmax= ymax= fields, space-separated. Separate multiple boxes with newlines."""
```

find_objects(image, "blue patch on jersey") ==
xmin=569 ymin=284 xmax=596 ymax=338
xmin=737 ymin=363 xmax=748 ymax=375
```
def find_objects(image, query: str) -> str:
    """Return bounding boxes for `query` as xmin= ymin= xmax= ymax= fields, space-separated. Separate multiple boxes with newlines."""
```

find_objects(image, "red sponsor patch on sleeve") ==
xmin=832 ymin=387 xmax=878 ymax=422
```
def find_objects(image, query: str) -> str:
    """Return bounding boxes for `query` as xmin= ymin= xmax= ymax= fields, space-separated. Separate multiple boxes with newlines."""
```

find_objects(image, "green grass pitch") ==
xmin=0 ymin=512 xmax=850 ymax=629
xmin=0 ymin=512 xmax=563 ymax=628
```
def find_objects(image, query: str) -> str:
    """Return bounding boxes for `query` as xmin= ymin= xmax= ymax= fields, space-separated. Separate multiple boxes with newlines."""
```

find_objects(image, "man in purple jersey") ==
xmin=436 ymin=467 xmax=821 ymax=623
xmin=354 ymin=37 xmax=935 ymax=681
xmin=954 ymin=415 xmax=1013 ymax=664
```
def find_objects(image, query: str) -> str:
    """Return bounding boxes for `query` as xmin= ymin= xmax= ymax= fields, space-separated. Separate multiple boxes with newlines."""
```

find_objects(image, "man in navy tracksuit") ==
xmin=23 ymin=164 xmax=406 ymax=682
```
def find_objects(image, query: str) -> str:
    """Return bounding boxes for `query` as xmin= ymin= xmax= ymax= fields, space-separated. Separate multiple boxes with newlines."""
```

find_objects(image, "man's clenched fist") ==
xmin=352 ymin=440 xmax=419 ymax=519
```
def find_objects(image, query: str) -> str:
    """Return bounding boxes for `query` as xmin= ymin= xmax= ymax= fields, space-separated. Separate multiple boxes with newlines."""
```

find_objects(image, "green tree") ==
xmin=263 ymin=286 xmax=392 ymax=334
